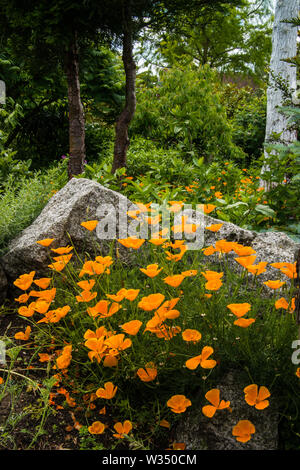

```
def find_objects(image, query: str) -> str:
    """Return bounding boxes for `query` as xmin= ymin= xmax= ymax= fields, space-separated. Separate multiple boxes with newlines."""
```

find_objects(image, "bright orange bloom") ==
xmin=244 ymin=384 xmax=270 ymax=409
xmin=163 ymin=274 xmax=185 ymax=288
xmin=88 ymin=421 xmax=105 ymax=434
xmin=201 ymin=270 xmax=223 ymax=281
xmin=205 ymin=279 xmax=223 ymax=291
xmin=275 ymin=297 xmax=289 ymax=310
xmin=181 ymin=270 xmax=198 ymax=277
xmin=203 ymin=204 xmax=216 ymax=214
xmin=18 ymin=305 xmax=35 ymax=317
xmin=263 ymin=280 xmax=286 ymax=289
xmin=138 ymin=293 xmax=165 ymax=311
xmin=14 ymin=271 xmax=35 ymax=291
xmin=167 ymin=395 xmax=192 ymax=414
xmin=185 ymin=346 xmax=217 ymax=370
xmin=29 ymin=299 xmax=51 ymax=314
xmin=246 ymin=262 xmax=268 ymax=276
xmin=36 ymin=238 xmax=54 ymax=247
xmin=203 ymin=245 xmax=216 ymax=257
xmin=149 ymin=237 xmax=168 ymax=246
xmin=227 ymin=303 xmax=251 ymax=318
xmin=118 ymin=237 xmax=145 ymax=249
xmin=81 ymin=220 xmax=99 ymax=231
xmin=76 ymin=290 xmax=97 ymax=303
xmin=235 ymin=255 xmax=256 ymax=268
xmin=202 ymin=389 xmax=230 ymax=418
xmin=38 ymin=353 xmax=51 ymax=362
xmin=113 ymin=421 xmax=132 ymax=439
xmin=33 ymin=278 xmax=51 ymax=289
xmin=232 ymin=420 xmax=255 ymax=443
xmin=56 ymin=345 xmax=72 ymax=370
xmin=234 ymin=318 xmax=255 ymax=328
xmin=37 ymin=305 xmax=70 ymax=324
xmin=120 ymin=320 xmax=142 ymax=336
xmin=205 ymin=224 xmax=223 ymax=232
xmin=271 ymin=262 xmax=297 ymax=279
xmin=137 ymin=362 xmax=157 ymax=382
xmin=96 ymin=382 xmax=117 ymax=399
xmin=77 ymin=280 xmax=96 ymax=291
xmin=232 ymin=244 xmax=256 ymax=257
xmin=140 ymin=264 xmax=163 ymax=278
xmin=104 ymin=334 xmax=132 ymax=354
xmin=182 ymin=329 xmax=202 ymax=343
xmin=87 ymin=300 xmax=121 ymax=318
xmin=48 ymin=254 xmax=72 ymax=272
xmin=84 ymin=335 xmax=107 ymax=363
xmin=15 ymin=293 xmax=30 ymax=303
xmin=14 ymin=326 xmax=31 ymax=341
xmin=0 ymin=377 xmax=3 ymax=385
xmin=95 ymin=256 xmax=114 ymax=268
xmin=51 ymin=245 xmax=73 ymax=254
xmin=296 ymin=368 xmax=300 ymax=378
xmin=214 ymin=240 xmax=235 ymax=254
xmin=79 ymin=260 xmax=105 ymax=277
xmin=29 ymin=287 xmax=56 ymax=302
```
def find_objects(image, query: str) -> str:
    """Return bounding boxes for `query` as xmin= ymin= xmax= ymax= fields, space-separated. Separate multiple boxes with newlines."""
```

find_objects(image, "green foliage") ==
xmin=132 ymin=65 xmax=245 ymax=163
xmin=0 ymin=161 xmax=67 ymax=254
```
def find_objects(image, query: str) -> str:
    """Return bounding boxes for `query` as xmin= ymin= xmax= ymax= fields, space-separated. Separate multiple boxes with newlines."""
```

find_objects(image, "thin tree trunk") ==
xmin=262 ymin=0 xmax=298 ymax=182
xmin=112 ymin=1 xmax=136 ymax=174
xmin=65 ymin=32 xmax=86 ymax=179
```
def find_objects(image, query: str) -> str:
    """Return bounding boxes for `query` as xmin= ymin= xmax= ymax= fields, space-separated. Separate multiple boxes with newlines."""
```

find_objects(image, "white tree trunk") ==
xmin=262 ymin=0 xmax=299 ymax=177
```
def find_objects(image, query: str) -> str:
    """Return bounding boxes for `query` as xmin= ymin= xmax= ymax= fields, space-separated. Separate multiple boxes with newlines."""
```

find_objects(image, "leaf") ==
xmin=254 ymin=204 xmax=276 ymax=218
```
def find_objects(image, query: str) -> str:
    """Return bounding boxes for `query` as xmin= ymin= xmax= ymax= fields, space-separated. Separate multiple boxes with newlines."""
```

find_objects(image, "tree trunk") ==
xmin=112 ymin=1 xmax=136 ymax=174
xmin=65 ymin=32 xmax=86 ymax=179
xmin=262 ymin=0 xmax=298 ymax=180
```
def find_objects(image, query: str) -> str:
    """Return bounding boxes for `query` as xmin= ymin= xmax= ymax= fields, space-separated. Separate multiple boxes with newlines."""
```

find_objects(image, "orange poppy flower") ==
xmin=201 ymin=270 xmax=223 ymax=281
xmin=246 ymin=262 xmax=268 ymax=276
xmin=182 ymin=329 xmax=202 ymax=343
xmin=140 ymin=264 xmax=163 ymax=278
xmin=96 ymin=382 xmax=117 ymax=399
xmin=79 ymin=260 xmax=105 ymax=277
xmin=185 ymin=346 xmax=217 ymax=370
xmin=30 ymin=299 xmax=51 ymax=314
xmin=36 ymin=238 xmax=55 ymax=247
xmin=18 ymin=305 xmax=35 ymax=317
xmin=15 ymin=293 xmax=30 ymax=303
xmin=29 ymin=287 xmax=56 ymax=302
xmin=234 ymin=318 xmax=255 ymax=328
xmin=37 ymin=305 xmax=70 ymax=324
xmin=203 ymin=204 xmax=216 ymax=214
xmin=263 ymin=280 xmax=286 ymax=289
xmin=202 ymin=389 xmax=230 ymax=418
xmin=137 ymin=362 xmax=157 ymax=382
xmin=104 ymin=334 xmax=132 ymax=353
xmin=296 ymin=368 xmax=300 ymax=378
xmin=163 ymin=274 xmax=185 ymax=288
xmin=181 ymin=270 xmax=198 ymax=277
xmin=232 ymin=420 xmax=255 ymax=443
xmin=120 ymin=320 xmax=142 ymax=336
xmin=76 ymin=290 xmax=97 ymax=303
xmin=77 ymin=280 xmax=96 ymax=291
xmin=88 ymin=421 xmax=105 ymax=434
xmin=243 ymin=384 xmax=270 ymax=409
xmin=81 ymin=220 xmax=99 ymax=231
xmin=275 ymin=297 xmax=289 ymax=310
xmin=149 ymin=237 xmax=168 ymax=246
xmin=48 ymin=254 xmax=72 ymax=272
xmin=33 ymin=278 xmax=51 ymax=289
xmin=167 ymin=395 xmax=192 ymax=413
xmin=56 ymin=345 xmax=72 ymax=370
xmin=205 ymin=224 xmax=223 ymax=232
xmin=38 ymin=353 xmax=51 ymax=362
xmin=203 ymin=245 xmax=216 ymax=256
xmin=51 ymin=245 xmax=73 ymax=254
xmin=14 ymin=271 xmax=35 ymax=291
xmin=227 ymin=303 xmax=251 ymax=318
xmin=0 ymin=377 xmax=3 ymax=385
xmin=87 ymin=300 xmax=121 ymax=318
xmin=113 ymin=420 xmax=132 ymax=439
xmin=118 ymin=237 xmax=145 ymax=249
xmin=14 ymin=326 xmax=31 ymax=341
xmin=215 ymin=240 xmax=235 ymax=254
xmin=205 ymin=279 xmax=223 ymax=291
xmin=138 ymin=293 xmax=165 ymax=311
xmin=232 ymin=244 xmax=256 ymax=257
xmin=235 ymin=255 xmax=256 ymax=268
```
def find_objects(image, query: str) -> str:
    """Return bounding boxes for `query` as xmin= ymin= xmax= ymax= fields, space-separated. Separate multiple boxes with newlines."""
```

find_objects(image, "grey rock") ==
xmin=174 ymin=370 xmax=278 ymax=450
xmin=1 ymin=178 xmax=141 ymax=284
